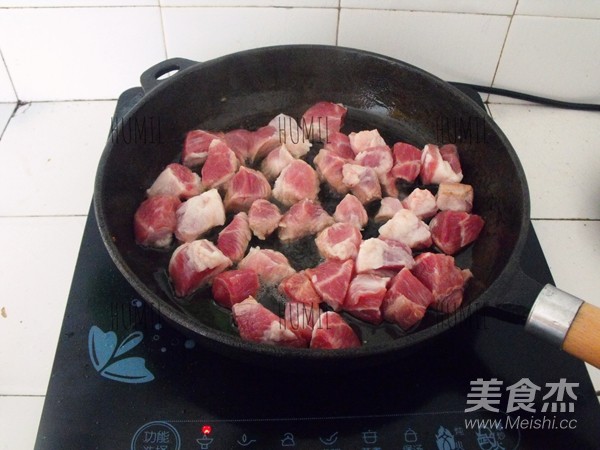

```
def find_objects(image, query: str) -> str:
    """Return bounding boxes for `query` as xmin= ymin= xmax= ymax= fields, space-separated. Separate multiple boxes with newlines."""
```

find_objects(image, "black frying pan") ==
xmin=94 ymin=45 xmax=600 ymax=370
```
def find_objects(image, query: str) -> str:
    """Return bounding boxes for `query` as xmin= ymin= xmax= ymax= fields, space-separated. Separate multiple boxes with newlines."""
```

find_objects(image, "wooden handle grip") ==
xmin=562 ymin=302 xmax=600 ymax=369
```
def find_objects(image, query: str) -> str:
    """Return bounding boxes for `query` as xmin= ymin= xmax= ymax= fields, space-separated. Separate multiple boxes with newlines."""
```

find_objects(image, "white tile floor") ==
xmin=0 ymin=96 xmax=598 ymax=449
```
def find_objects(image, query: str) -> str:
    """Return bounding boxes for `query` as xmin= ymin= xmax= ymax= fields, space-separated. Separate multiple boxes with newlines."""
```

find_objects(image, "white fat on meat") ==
xmin=333 ymin=194 xmax=368 ymax=230
xmin=146 ymin=163 xmax=202 ymax=199
xmin=268 ymin=114 xmax=312 ymax=158
xmin=175 ymin=188 xmax=226 ymax=242
xmin=378 ymin=209 xmax=432 ymax=249
xmin=420 ymin=144 xmax=463 ymax=184
xmin=342 ymin=163 xmax=382 ymax=204
xmin=260 ymin=144 xmax=295 ymax=181
xmin=375 ymin=197 xmax=403 ymax=223
xmin=348 ymin=129 xmax=387 ymax=155
xmin=436 ymin=182 xmax=474 ymax=212
xmin=315 ymin=222 xmax=362 ymax=261
xmin=355 ymin=238 xmax=415 ymax=274
xmin=401 ymin=188 xmax=438 ymax=220
xmin=272 ymin=159 xmax=320 ymax=206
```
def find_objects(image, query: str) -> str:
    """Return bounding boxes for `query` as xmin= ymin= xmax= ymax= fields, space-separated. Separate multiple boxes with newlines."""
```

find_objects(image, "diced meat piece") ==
xmin=305 ymin=259 xmax=354 ymax=311
xmin=269 ymin=114 xmax=312 ymax=158
xmin=440 ymin=144 xmax=462 ymax=175
xmin=380 ymin=171 xmax=400 ymax=197
xmin=201 ymin=140 xmax=240 ymax=189
xmin=224 ymin=167 xmax=272 ymax=212
xmin=284 ymin=302 xmax=322 ymax=343
xmin=279 ymin=271 xmax=321 ymax=305
xmin=211 ymin=269 xmax=259 ymax=309
xmin=232 ymin=297 xmax=305 ymax=347
xmin=342 ymin=164 xmax=382 ymax=204
xmin=355 ymin=238 xmax=414 ymax=275
xmin=313 ymin=149 xmax=351 ymax=194
xmin=315 ymin=223 xmax=362 ymax=261
xmin=420 ymin=144 xmax=463 ymax=184
xmin=223 ymin=128 xmax=253 ymax=163
xmin=182 ymin=129 xmax=223 ymax=167
xmin=429 ymin=211 xmax=485 ymax=255
xmin=278 ymin=199 xmax=334 ymax=242
xmin=238 ymin=247 xmax=296 ymax=285
xmin=333 ymin=194 xmax=368 ymax=230
xmin=382 ymin=268 xmax=435 ymax=329
xmin=355 ymin=145 xmax=393 ymax=183
xmin=348 ymin=129 xmax=387 ymax=155
xmin=260 ymin=144 xmax=294 ymax=181
xmin=134 ymin=195 xmax=181 ymax=248
xmin=301 ymin=101 xmax=347 ymax=142
xmin=248 ymin=199 xmax=282 ymax=240
xmin=168 ymin=239 xmax=232 ymax=297
xmin=272 ymin=159 xmax=320 ymax=206
xmin=412 ymin=252 xmax=471 ymax=313
xmin=375 ymin=197 xmax=403 ymax=223
xmin=391 ymin=142 xmax=422 ymax=183
xmin=175 ymin=189 xmax=226 ymax=242
xmin=217 ymin=212 xmax=251 ymax=263
xmin=344 ymin=274 xmax=389 ymax=324
xmin=436 ymin=182 xmax=474 ymax=212
xmin=247 ymin=125 xmax=280 ymax=164
xmin=378 ymin=209 xmax=432 ymax=250
xmin=310 ymin=311 xmax=361 ymax=349
xmin=146 ymin=163 xmax=203 ymax=199
xmin=401 ymin=188 xmax=438 ymax=220
xmin=323 ymin=131 xmax=355 ymax=159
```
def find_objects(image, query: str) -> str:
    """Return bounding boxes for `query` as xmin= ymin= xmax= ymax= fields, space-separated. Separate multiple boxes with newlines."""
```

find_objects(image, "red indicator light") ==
xmin=201 ymin=425 xmax=212 ymax=435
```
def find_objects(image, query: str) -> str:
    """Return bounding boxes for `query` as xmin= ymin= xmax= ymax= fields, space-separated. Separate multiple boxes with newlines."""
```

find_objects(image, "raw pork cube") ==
xmin=279 ymin=271 xmax=322 ymax=305
xmin=278 ymin=199 xmax=334 ymax=242
xmin=146 ymin=163 xmax=202 ymax=199
xmin=134 ymin=195 xmax=181 ymax=248
xmin=238 ymin=247 xmax=296 ymax=285
xmin=436 ymin=182 xmax=474 ymax=212
xmin=247 ymin=125 xmax=280 ymax=164
xmin=429 ymin=211 xmax=484 ymax=255
xmin=348 ymin=129 xmax=387 ymax=155
xmin=313 ymin=149 xmax=351 ymax=194
xmin=401 ymin=188 xmax=438 ymax=220
xmin=260 ymin=144 xmax=294 ymax=181
xmin=355 ymin=238 xmax=414 ymax=275
xmin=333 ymin=193 xmax=368 ymax=230
xmin=248 ymin=199 xmax=282 ymax=240
xmin=268 ymin=113 xmax=312 ymax=158
xmin=315 ymin=222 xmax=362 ymax=261
xmin=344 ymin=274 xmax=389 ymax=324
xmin=306 ymin=259 xmax=354 ymax=311
xmin=375 ymin=197 xmax=403 ymax=223
xmin=355 ymin=145 xmax=393 ymax=183
xmin=382 ymin=268 xmax=435 ymax=329
xmin=391 ymin=142 xmax=422 ymax=183
xmin=380 ymin=171 xmax=400 ymax=198
xmin=378 ymin=209 xmax=432 ymax=250
xmin=223 ymin=128 xmax=253 ymax=163
xmin=232 ymin=297 xmax=305 ymax=347
xmin=201 ymin=140 xmax=240 ymax=189
xmin=175 ymin=189 xmax=225 ymax=242
xmin=224 ymin=167 xmax=272 ymax=212
xmin=182 ymin=129 xmax=223 ymax=167
xmin=168 ymin=240 xmax=232 ymax=297
xmin=212 ymin=269 xmax=259 ymax=309
xmin=272 ymin=159 xmax=320 ymax=206
xmin=284 ymin=302 xmax=322 ymax=344
xmin=217 ymin=212 xmax=251 ymax=263
xmin=412 ymin=253 xmax=472 ymax=313
xmin=342 ymin=164 xmax=382 ymax=204
xmin=420 ymin=144 xmax=463 ymax=184
xmin=440 ymin=144 xmax=462 ymax=174
xmin=310 ymin=312 xmax=361 ymax=349
xmin=323 ymin=131 xmax=355 ymax=159
xmin=301 ymin=101 xmax=347 ymax=142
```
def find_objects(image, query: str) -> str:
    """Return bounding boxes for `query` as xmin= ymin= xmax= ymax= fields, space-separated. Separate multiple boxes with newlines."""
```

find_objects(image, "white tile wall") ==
xmin=0 ymin=53 xmax=16 ymax=103
xmin=0 ymin=0 xmax=157 ymax=5
xmin=0 ymin=396 xmax=45 ymax=450
xmin=341 ymin=0 xmax=517 ymax=15
xmin=161 ymin=0 xmax=337 ymax=6
xmin=516 ymin=0 xmax=600 ymax=19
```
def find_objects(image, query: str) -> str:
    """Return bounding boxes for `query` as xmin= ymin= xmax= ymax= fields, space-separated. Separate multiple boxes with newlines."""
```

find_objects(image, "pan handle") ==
xmin=140 ymin=57 xmax=198 ymax=93
xmin=525 ymin=285 xmax=600 ymax=369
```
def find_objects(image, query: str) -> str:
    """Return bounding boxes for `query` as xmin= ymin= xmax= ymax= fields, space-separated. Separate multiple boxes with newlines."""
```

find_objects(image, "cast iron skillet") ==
xmin=94 ymin=45 xmax=600 ymax=370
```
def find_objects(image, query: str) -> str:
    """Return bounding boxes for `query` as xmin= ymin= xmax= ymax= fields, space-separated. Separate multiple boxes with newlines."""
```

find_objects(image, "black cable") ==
xmin=451 ymin=82 xmax=600 ymax=112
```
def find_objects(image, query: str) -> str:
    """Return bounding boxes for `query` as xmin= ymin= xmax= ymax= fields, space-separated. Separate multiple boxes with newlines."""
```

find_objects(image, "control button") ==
xmin=281 ymin=432 xmax=296 ymax=447
xmin=362 ymin=430 xmax=378 ymax=444
xmin=319 ymin=431 xmax=339 ymax=446
xmin=237 ymin=433 xmax=257 ymax=447
xmin=404 ymin=428 xmax=418 ymax=443
xmin=131 ymin=421 xmax=182 ymax=450
xmin=196 ymin=434 xmax=214 ymax=449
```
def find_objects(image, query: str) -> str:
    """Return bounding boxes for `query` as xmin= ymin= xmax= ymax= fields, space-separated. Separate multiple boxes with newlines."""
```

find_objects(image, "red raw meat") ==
xmin=306 ymin=259 xmax=354 ymax=311
xmin=301 ymin=101 xmax=347 ymax=142
xmin=382 ymin=268 xmax=435 ymax=329
xmin=355 ymin=238 xmax=414 ymax=275
xmin=224 ymin=167 xmax=271 ymax=212
xmin=429 ymin=210 xmax=484 ymax=255
xmin=279 ymin=271 xmax=321 ymax=305
xmin=232 ymin=297 xmax=305 ymax=347
xmin=440 ymin=144 xmax=462 ymax=174
xmin=355 ymin=145 xmax=393 ymax=183
xmin=238 ymin=247 xmax=296 ymax=285
xmin=378 ymin=209 xmax=432 ymax=249
xmin=278 ymin=199 xmax=334 ymax=242
xmin=323 ymin=131 xmax=355 ymax=159
xmin=401 ymin=188 xmax=438 ymax=220
xmin=375 ymin=197 xmax=403 ymax=223
xmin=248 ymin=199 xmax=282 ymax=240
xmin=333 ymin=193 xmax=368 ymax=230
xmin=168 ymin=239 xmax=232 ymax=297
xmin=313 ymin=148 xmax=351 ymax=194
xmin=247 ymin=125 xmax=280 ymax=164
xmin=175 ymin=189 xmax=225 ymax=242
xmin=420 ymin=144 xmax=463 ymax=184
xmin=212 ymin=269 xmax=259 ymax=309
xmin=201 ymin=140 xmax=240 ymax=189
xmin=342 ymin=164 xmax=382 ymax=204
xmin=380 ymin=171 xmax=400 ymax=197
xmin=310 ymin=311 xmax=361 ymax=349
xmin=146 ymin=163 xmax=202 ymax=199
xmin=223 ymin=128 xmax=253 ymax=163
xmin=260 ymin=144 xmax=294 ymax=181
xmin=272 ymin=159 xmax=320 ymax=206
xmin=284 ymin=302 xmax=322 ymax=343
xmin=436 ymin=182 xmax=474 ymax=212
xmin=344 ymin=274 xmax=389 ymax=324
xmin=134 ymin=195 xmax=181 ymax=248
xmin=217 ymin=212 xmax=251 ymax=263
xmin=315 ymin=222 xmax=362 ymax=261
xmin=268 ymin=113 xmax=311 ymax=158
xmin=348 ymin=129 xmax=387 ymax=155
xmin=391 ymin=142 xmax=422 ymax=183
xmin=182 ymin=129 xmax=223 ymax=167
xmin=412 ymin=252 xmax=471 ymax=313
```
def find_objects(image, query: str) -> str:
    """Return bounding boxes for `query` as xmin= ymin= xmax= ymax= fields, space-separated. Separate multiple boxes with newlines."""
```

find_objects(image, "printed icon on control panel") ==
xmin=319 ymin=431 xmax=339 ymax=446
xmin=196 ymin=434 xmax=214 ymax=449
xmin=476 ymin=427 xmax=505 ymax=450
xmin=435 ymin=426 xmax=457 ymax=450
xmin=281 ymin=432 xmax=296 ymax=447
xmin=404 ymin=428 xmax=418 ymax=443
xmin=362 ymin=430 xmax=378 ymax=444
xmin=237 ymin=433 xmax=257 ymax=447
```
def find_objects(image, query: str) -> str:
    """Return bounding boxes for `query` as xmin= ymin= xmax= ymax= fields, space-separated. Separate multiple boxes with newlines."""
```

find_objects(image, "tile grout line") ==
xmin=0 ymin=214 xmax=88 ymax=219
xmin=488 ymin=0 xmax=520 ymax=93
xmin=157 ymin=1 xmax=169 ymax=60
xmin=335 ymin=0 xmax=341 ymax=45
xmin=0 ymin=394 xmax=45 ymax=398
